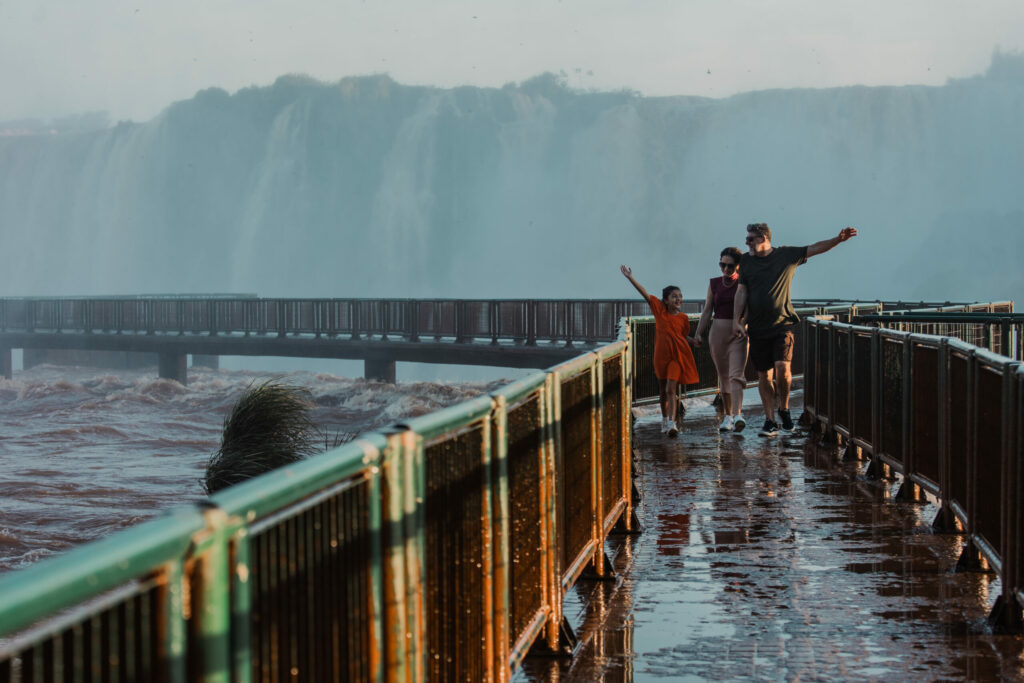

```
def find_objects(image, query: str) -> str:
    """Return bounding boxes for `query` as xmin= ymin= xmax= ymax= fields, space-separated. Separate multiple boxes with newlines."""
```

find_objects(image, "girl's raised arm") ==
xmin=620 ymin=264 xmax=650 ymax=301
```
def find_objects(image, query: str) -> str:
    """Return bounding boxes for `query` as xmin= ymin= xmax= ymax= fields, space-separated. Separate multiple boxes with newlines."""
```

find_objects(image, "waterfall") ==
xmin=1 ymin=56 xmax=1022 ymax=303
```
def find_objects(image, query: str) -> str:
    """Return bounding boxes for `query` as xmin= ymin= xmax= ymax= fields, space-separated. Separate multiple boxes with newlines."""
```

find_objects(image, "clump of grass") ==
xmin=203 ymin=380 xmax=321 ymax=494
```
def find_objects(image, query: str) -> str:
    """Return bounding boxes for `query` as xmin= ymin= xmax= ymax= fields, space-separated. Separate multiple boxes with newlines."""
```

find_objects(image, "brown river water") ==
xmin=0 ymin=364 xmax=498 ymax=572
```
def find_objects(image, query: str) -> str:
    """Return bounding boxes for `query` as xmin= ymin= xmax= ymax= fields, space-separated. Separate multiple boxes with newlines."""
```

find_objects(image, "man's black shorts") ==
xmin=749 ymin=328 xmax=795 ymax=372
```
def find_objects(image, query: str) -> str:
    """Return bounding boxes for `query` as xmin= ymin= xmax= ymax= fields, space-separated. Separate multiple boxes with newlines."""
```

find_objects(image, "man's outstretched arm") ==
xmin=806 ymin=227 xmax=858 ymax=258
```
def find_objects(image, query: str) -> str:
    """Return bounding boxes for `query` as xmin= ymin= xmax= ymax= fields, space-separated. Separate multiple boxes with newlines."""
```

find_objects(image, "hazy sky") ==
xmin=2 ymin=0 xmax=1022 ymax=123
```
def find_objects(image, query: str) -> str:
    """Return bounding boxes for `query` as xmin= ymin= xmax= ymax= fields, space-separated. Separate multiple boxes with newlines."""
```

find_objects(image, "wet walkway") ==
xmin=520 ymin=391 xmax=1024 ymax=681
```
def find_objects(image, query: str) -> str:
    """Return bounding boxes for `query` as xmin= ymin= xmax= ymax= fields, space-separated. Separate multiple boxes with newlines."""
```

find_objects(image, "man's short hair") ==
xmin=746 ymin=223 xmax=772 ymax=242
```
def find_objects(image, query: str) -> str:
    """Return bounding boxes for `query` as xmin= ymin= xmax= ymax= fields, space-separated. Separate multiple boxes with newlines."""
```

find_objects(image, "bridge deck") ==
xmin=520 ymin=391 xmax=1024 ymax=680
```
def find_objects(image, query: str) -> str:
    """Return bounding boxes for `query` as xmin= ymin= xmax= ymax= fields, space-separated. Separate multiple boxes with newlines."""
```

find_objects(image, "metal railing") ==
xmin=629 ymin=303 xmax=883 ymax=404
xmin=0 ymin=332 xmax=636 ymax=681
xmin=2 ymin=296 xmax=1016 ymax=680
xmin=801 ymin=315 xmax=1024 ymax=631
xmin=0 ymin=297 xmax=983 ymax=347
xmin=854 ymin=302 xmax=1019 ymax=360
xmin=0 ymin=298 xmax=662 ymax=345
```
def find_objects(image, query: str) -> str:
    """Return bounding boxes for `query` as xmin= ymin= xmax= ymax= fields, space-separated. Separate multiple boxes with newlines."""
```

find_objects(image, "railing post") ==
xmin=409 ymin=300 xmax=420 ymax=343
xmin=276 ymin=301 xmax=286 ymax=339
xmin=490 ymin=300 xmax=499 ymax=346
xmin=584 ymin=355 xmax=613 ymax=580
xmin=847 ymin=327 xmax=856 ymax=452
xmin=867 ymin=328 xmax=883 ymax=478
xmin=526 ymin=301 xmax=537 ymax=347
xmin=933 ymin=339 xmax=958 ymax=531
xmin=400 ymin=429 xmax=426 ymax=682
xmin=990 ymin=362 xmax=1024 ymax=632
xmin=562 ymin=301 xmax=573 ymax=349
xmin=351 ymin=301 xmax=361 ymax=341
xmin=208 ymin=300 xmax=217 ymax=337
xmin=826 ymin=321 xmax=836 ymax=442
xmin=799 ymin=319 xmax=812 ymax=426
xmin=956 ymin=349 xmax=984 ymax=571
xmin=535 ymin=371 xmax=575 ymax=656
xmin=228 ymin=524 xmax=253 ymax=683
xmin=490 ymin=396 xmax=511 ymax=681
xmin=896 ymin=336 xmax=919 ymax=501
xmin=193 ymin=506 xmax=232 ymax=682
xmin=381 ymin=431 xmax=410 ymax=682
xmin=454 ymin=301 xmax=467 ymax=344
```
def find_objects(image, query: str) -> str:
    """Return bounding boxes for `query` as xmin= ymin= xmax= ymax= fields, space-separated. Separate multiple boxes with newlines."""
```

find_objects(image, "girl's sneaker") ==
xmin=667 ymin=421 xmax=679 ymax=438
xmin=719 ymin=415 xmax=734 ymax=432
xmin=661 ymin=418 xmax=670 ymax=433
xmin=733 ymin=414 xmax=746 ymax=433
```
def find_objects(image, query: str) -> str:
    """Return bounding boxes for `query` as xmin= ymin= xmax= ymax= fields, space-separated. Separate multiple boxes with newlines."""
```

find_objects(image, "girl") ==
xmin=621 ymin=264 xmax=699 ymax=437
xmin=694 ymin=247 xmax=749 ymax=433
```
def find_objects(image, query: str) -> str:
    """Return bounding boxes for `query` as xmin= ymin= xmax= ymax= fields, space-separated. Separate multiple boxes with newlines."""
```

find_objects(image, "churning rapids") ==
xmin=0 ymin=365 xmax=501 ymax=572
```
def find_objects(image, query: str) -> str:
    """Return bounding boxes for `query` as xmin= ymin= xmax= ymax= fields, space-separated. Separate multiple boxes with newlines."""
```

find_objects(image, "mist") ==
xmin=0 ymin=52 xmax=1022 ymax=306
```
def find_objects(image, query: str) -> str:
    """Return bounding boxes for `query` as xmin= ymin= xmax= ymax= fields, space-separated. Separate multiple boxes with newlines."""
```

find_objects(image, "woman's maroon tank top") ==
xmin=710 ymin=276 xmax=738 ymax=319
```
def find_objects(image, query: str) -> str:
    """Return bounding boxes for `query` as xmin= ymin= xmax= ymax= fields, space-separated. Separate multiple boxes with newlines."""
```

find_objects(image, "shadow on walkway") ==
xmin=519 ymin=391 xmax=1024 ymax=681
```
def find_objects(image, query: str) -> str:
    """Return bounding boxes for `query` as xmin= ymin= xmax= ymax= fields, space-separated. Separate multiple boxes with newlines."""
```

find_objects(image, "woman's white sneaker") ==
xmin=667 ymin=420 xmax=679 ymax=438
xmin=733 ymin=414 xmax=746 ymax=433
xmin=719 ymin=415 xmax=734 ymax=432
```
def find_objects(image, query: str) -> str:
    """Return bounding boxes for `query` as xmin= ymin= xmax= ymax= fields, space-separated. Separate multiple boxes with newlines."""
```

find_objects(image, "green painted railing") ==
xmin=0 ymin=327 xmax=637 ymax=681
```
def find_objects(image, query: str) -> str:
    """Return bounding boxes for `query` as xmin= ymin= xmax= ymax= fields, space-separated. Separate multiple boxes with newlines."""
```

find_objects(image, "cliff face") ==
xmin=2 ymin=57 xmax=1022 ymax=302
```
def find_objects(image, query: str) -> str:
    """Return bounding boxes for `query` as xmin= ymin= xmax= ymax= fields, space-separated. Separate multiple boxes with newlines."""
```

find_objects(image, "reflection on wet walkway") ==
xmin=519 ymin=392 xmax=1024 ymax=681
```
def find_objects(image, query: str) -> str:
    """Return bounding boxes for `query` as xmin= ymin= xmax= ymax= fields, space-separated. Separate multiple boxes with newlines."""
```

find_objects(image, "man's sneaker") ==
xmin=719 ymin=415 xmax=734 ymax=432
xmin=667 ymin=421 xmax=679 ymax=438
xmin=758 ymin=420 xmax=780 ymax=437
xmin=733 ymin=414 xmax=746 ymax=433
xmin=779 ymin=409 xmax=794 ymax=432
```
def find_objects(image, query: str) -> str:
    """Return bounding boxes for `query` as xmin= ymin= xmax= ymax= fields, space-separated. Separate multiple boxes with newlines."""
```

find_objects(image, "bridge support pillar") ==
xmin=1 ymin=347 xmax=11 ymax=380
xmin=364 ymin=358 xmax=396 ymax=383
xmin=158 ymin=353 xmax=188 ymax=386
xmin=192 ymin=354 xmax=219 ymax=369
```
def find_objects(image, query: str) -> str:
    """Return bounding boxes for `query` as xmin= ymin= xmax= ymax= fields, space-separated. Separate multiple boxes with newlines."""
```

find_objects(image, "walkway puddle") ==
xmin=516 ymin=392 xmax=1024 ymax=681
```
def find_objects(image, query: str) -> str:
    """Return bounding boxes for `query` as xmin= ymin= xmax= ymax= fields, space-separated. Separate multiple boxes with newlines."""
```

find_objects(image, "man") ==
xmin=732 ymin=222 xmax=858 ymax=436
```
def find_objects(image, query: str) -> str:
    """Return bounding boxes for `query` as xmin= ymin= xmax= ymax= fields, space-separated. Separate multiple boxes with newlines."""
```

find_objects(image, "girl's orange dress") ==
xmin=647 ymin=294 xmax=699 ymax=384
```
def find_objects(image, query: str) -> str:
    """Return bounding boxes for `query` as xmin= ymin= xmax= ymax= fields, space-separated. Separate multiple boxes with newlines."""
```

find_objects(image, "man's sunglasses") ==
xmin=719 ymin=262 xmax=737 ymax=270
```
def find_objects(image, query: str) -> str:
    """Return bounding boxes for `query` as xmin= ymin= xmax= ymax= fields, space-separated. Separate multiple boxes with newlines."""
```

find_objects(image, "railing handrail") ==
xmin=858 ymin=313 xmax=1024 ymax=321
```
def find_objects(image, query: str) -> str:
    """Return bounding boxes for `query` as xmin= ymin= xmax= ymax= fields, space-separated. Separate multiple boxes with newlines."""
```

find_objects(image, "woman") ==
xmin=695 ymin=247 xmax=749 ymax=432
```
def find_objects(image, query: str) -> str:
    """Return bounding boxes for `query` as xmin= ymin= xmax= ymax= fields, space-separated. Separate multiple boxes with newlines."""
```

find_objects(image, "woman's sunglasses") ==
xmin=719 ymin=262 xmax=737 ymax=270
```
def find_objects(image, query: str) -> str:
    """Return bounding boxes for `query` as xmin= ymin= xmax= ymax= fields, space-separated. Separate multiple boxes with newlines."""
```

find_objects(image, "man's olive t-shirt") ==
xmin=739 ymin=246 xmax=808 ymax=335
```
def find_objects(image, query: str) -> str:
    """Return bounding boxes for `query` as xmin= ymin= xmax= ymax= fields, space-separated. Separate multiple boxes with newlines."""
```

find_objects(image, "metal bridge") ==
xmin=0 ymin=296 xmax=968 ymax=384
xmin=1 ymin=298 xmax=1023 ymax=681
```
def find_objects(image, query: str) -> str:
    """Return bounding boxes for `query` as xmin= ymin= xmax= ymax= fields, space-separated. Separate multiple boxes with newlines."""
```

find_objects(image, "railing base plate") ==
xmin=527 ymin=617 xmax=580 ymax=658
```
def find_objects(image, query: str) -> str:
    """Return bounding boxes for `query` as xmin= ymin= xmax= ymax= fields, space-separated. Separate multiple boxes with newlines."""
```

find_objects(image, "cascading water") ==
xmin=1 ymin=53 xmax=1022 ymax=303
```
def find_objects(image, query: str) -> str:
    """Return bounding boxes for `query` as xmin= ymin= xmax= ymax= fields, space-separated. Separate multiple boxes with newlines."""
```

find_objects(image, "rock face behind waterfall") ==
xmin=1 ymin=55 xmax=1023 ymax=302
